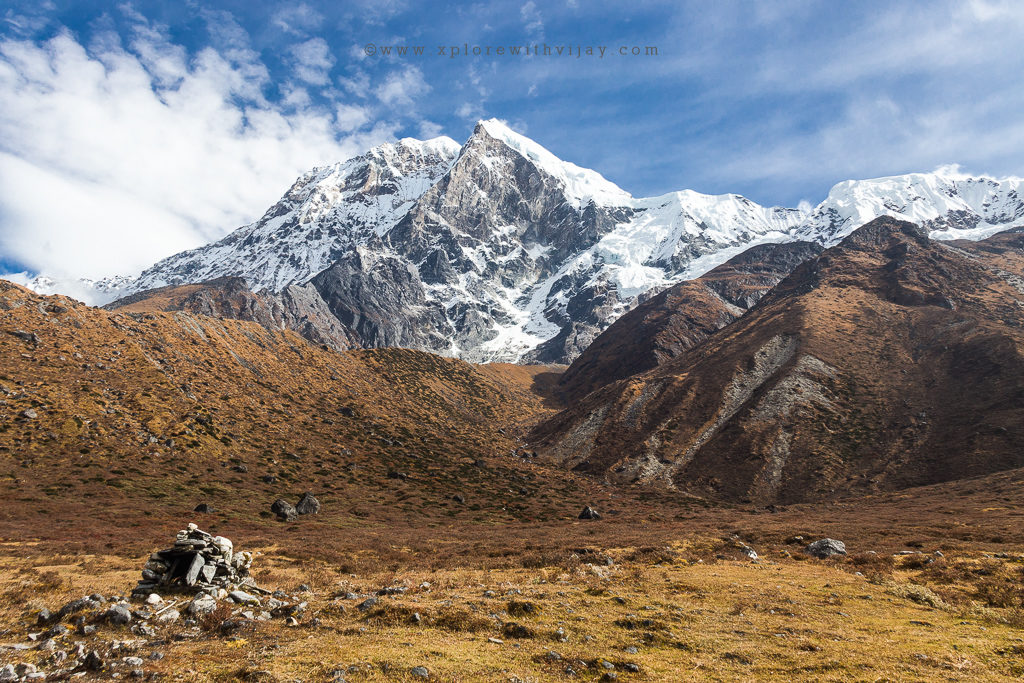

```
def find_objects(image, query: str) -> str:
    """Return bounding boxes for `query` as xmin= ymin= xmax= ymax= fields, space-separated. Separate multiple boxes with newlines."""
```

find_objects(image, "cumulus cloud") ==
xmin=272 ymin=3 xmax=324 ymax=36
xmin=0 ymin=18 xmax=396 ymax=288
xmin=374 ymin=66 xmax=430 ymax=107
xmin=288 ymin=37 xmax=335 ymax=85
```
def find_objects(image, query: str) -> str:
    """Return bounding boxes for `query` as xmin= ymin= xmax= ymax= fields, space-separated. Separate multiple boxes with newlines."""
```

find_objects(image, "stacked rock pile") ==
xmin=131 ymin=523 xmax=254 ymax=599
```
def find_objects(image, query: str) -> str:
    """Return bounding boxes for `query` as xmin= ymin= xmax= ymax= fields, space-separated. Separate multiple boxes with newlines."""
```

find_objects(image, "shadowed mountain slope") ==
xmin=557 ymin=241 xmax=823 ymax=401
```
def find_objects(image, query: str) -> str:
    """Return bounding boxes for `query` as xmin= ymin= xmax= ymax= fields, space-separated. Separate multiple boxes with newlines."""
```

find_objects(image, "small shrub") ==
xmin=432 ymin=606 xmax=491 ymax=633
xmin=974 ymin=577 xmax=1020 ymax=609
xmin=507 ymin=600 xmax=540 ymax=617
xmin=199 ymin=602 xmax=234 ymax=632
xmin=886 ymin=582 xmax=946 ymax=609
xmin=502 ymin=621 xmax=535 ymax=639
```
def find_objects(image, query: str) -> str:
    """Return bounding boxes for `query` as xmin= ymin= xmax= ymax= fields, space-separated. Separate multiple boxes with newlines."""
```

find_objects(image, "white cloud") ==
xmin=338 ymin=68 xmax=371 ymax=96
xmin=288 ymin=37 xmax=335 ymax=86
xmin=335 ymin=103 xmax=370 ymax=131
xmin=520 ymin=1 xmax=544 ymax=39
xmin=0 ymin=20 xmax=396 ymax=288
xmin=374 ymin=66 xmax=430 ymax=107
xmin=272 ymin=3 xmax=324 ymax=36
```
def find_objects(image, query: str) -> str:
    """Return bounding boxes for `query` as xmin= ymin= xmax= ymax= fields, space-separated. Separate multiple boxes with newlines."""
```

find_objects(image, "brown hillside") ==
xmin=1 ymin=279 xmax=660 ymax=548
xmin=530 ymin=218 xmax=1024 ymax=504
xmin=558 ymin=241 xmax=822 ymax=400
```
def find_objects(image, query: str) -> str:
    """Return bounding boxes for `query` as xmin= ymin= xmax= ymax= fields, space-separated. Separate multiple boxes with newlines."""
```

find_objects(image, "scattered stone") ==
xmin=187 ymin=595 xmax=218 ymax=616
xmin=271 ymin=499 xmax=297 ymax=522
xmin=154 ymin=609 xmax=179 ymax=625
xmin=43 ymin=623 xmax=69 ymax=638
xmin=36 ymin=608 xmax=52 ymax=625
xmin=410 ymin=666 xmax=429 ymax=678
xmin=357 ymin=597 xmax=378 ymax=611
xmin=84 ymin=650 xmax=105 ymax=672
xmin=232 ymin=464 xmax=248 ymax=473
xmin=805 ymin=538 xmax=847 ymax=559
xmin=0 ymin=665 xmax=15 ymax=683
xmin=452 ymin=494 xmax=465 ymax=504
xmin=123 ymin=657 xmax=144 ymax=667
xmin=387 ymin=470 xmax=408 ymax=480
xmin=262 ymin=474 xmax=277 ymax=484
xmin=578 ymin=506 xmax=601 ymax=520
xmin=193 ymin=503 xmax=214 ymax=513
xmin=624 ymin=663 xmax=640 ymax=673
xmin=285 ymin=617 xmax=299 ymax=627
xmin=295 ymin=492 xmax=321 ymax=515
xmin=228 ymin=590 xmax=260 ymax=605
xmin=145 ymin=593 xmax=162 ymax=606
xmin=103 ymin=605 xmax=133 ymax=625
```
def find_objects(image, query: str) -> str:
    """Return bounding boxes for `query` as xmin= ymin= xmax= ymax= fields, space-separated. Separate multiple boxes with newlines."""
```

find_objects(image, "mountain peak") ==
xmin=469 ymin=118 xmax=632 ymax=209
xmin=838 ymin=215 xmax=930 ymax=250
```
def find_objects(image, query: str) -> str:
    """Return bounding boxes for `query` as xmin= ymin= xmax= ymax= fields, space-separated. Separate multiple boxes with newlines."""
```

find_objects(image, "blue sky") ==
xmin=2 ymin=0 xmax=1024 ymax=283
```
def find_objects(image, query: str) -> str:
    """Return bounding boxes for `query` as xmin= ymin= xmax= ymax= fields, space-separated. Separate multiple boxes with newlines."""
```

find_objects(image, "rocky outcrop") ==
xmin=106 ymin=277 xmax=358 ymax=351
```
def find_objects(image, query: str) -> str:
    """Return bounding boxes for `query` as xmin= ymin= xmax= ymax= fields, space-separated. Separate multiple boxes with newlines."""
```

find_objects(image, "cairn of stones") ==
xmin=132 ymin=523 xmax=254 ymax=599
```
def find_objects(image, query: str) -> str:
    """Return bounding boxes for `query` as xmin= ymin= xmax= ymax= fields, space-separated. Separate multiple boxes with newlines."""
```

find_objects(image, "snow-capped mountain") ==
xmin=797 ymin=169 xmax=1024 ymax=245
xmin=127 ymin=135 xmax=462 ymax=294
xmin=38 ymin=120 xmax=1024 ymax=363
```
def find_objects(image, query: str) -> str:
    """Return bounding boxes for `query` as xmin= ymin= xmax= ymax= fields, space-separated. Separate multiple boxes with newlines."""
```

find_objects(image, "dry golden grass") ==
xmin=2 ymin=540 xmax=1024 ymax=681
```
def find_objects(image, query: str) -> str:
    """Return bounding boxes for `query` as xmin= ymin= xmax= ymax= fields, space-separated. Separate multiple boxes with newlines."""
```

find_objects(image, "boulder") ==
xmin=578 ymin=506 xmax=601 ymax=520
xmin=271 ymin=498 xmax=298 ymax=521
xmin=805 ymin=538 xmax=847 ymax=559
xmin=193 ymin=503 xmax=214 ymax=513
xmin=296 ymin=492 xmax=321 ymax=515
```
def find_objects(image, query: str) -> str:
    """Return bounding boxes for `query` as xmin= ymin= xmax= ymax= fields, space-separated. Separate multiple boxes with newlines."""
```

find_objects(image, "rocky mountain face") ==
xmin=529 ymin=218 xmax=1024 ymax=504
xmin=95 ymin=122 xmax=1024 ymax=364
xmin=107 ymin=276 xmax=358 ymax=350
xmin=556 ymin=241 xmax=823 ymax=401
